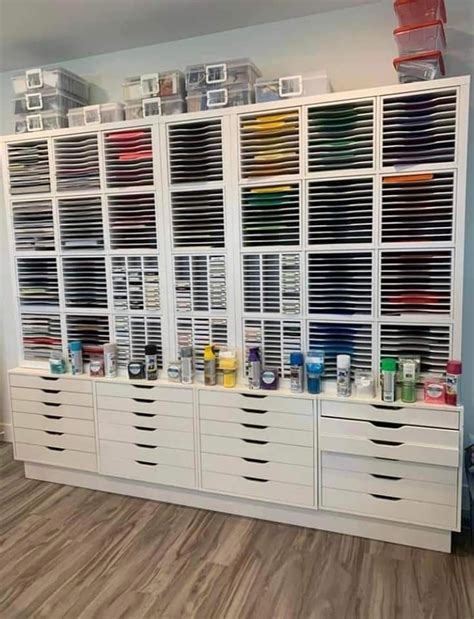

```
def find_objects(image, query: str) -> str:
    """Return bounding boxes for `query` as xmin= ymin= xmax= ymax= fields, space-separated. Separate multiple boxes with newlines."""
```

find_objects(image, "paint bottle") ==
xmin=400 ymin=358 xmax=417 ymax=403
xmin=336 ymin=354 xmax=351 ymax=397
xmin=424 ymin=377 xmax=446 ymax=405
xmin=103 ymin=343 xmax=118 ymax=378
xmin=381 ymin=358 xmax=397 ymax=402
xmin=248 ymin=347 xmax=261 ymax=390
xmin=261 ymin=367 xmax=279 ymax=390
xmin=180 ymin=346 xmax=194 ymax=385
xmin=219 ymin=349 xmax=237 ymax=388
xmin=145 ymin=344 xmax=158 ymax=380
xmin=69 ymin=341 xmax=83 ymax=375
xmin=49 ymin=351 xmax=66 ymax=375
xmin=446 ymin=360 xmax=462 ymax=406
xmin=289 ymin=352 xmax=304 ymax=393
xmin=128 ymin=360 xmax=145 ymax=380
xmin=204 ymin=345 xmax=217 ymax=386
xmin=306 ymin=350 xmax=324 ymax=395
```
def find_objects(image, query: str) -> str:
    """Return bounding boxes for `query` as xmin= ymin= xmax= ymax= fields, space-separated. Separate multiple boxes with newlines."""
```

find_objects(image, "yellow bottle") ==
xmin=219 ymin=350 xmax=237 ymax=388
xmin=203 ymin=344 xmax=217 ymax=386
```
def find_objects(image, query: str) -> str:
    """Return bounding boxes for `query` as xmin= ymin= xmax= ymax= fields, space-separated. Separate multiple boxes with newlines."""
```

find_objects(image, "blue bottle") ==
xmin=306 ymin=350 xmax=325 ymax=394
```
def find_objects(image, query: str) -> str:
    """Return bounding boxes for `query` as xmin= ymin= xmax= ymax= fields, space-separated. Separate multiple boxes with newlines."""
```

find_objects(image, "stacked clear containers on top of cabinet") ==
xmin=123 ymin=69 xmax=186 ymax=119
xmin=255 ymin=71 xmax=331 ymax=103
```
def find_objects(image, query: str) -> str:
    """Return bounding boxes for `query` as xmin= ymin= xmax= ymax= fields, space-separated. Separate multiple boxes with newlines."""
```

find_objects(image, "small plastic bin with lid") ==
xmin=125 ymin=95 xmax=186 ymax=120
xmin=394 ymin=20 xmax=446 ymax=55
xmin=394 ymin=50 xmax=445 ymax=82
xmin=394 ymin=0 xmax=446 ymax=27
xmin=122 ymin=70 xmax=185 ymax=101
xmin=186 ymin=84 xmax=254 ymax=113
xmin=255 ymin=71 xmax=331 ymax=103
xmin=185 ymin=58 xmax=261 ymax=92
xmin=11 ymin=67 xmax=89 ymax=100
xmin=68 ymin=103 xmax=124 ymax=127
xmin=13 ymin=89 xmax=86 ymax=115
xmin=15 ymin=111 xmax=68 ymax=133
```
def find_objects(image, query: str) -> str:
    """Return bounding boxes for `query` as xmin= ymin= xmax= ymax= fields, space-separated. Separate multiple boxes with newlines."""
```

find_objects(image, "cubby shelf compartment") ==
xmin=168 ymin=119 xmax=223 ymax=184
xmin=308 ymin=321 xmax=373 ymax=380
xmin=242 ymin=253 xmax=301 ymax=315
xmin=16 ymin=257 xmax=59 ymax=308
xmin=104 ymin=128 xmax=154 ymax=188
xmin=174 ymin=255 xmax=226 ymax=313
xmin=11 ymin=199 xmax=55 ymax=251
xmin=114 ymin=315 xmax=163 ymax=369
xmin=244 ymin=319 xmax=302 ymax=378
xmin=176 ymin=317 xmax=228 ymax=372
xmin=107 ymin=193 xmax=158 ymax=250
xmin=307 ymin=252 xmax=373 ymax=316
xmin=241 ymin=183 xmax=300 ymax=247
xmin=171 ymin=188 xmax=225 ymax=249
xmin=66 ymin=314 xmax=110 ymax=362
xmin=381 ymin=172 xmax=455 ymax=243
xmin=380 ymin=323 xmax=451 ymax=377
xmin=307 ymin=100 xmax=374 ymax=172
xmin=382 ymin=90 xmax=457 ymax=167
xmin=62 ymin=256 xmax=108 ymax=309
xmin=7 ymin=140 xmax=50 ymax=194
xmin=111 ymin=256 xmax=160 ymax=312
xmin=20 ymin=312 xmax=62 ymax=361
xmin=54 ymin=134 xmax=100 ymax=191
xmin=58 ymin=196 xmax=104 ymax=251
xmin=307 ymin=177 xmax=373 ymax=245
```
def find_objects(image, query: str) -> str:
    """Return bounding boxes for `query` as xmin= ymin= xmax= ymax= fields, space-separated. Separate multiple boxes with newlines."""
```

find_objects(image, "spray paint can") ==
xmin=145 ymin=344 xmax=158 ymax=380
xmin=289 ymin=352 xmax=304 ymax=393
xmin=69 ymin=341 xmax=83 ymax=375
xmin=248 ymin=347 xmax=261 ymax=390
xmin=103 ymin=343 xmax=118 ymax=378
xmin=336 ymin=354 xmax=351 ymax=397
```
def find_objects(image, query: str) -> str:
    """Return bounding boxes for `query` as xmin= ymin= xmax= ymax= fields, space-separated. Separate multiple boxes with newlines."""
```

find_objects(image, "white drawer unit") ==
xmin=10 ymin=373 xmax=93 ymax=393
xmin=13 ymin=412 xmax=95 ymax=436
xmin=96 ymin=395 xmax=193 ymax=418
xmin=100 ymin=440 xmax=195 ymax=468
xmin=98 ymin=409 xmax=193 ymax=433
xmin=96 ymin=381 xmax=192 ymax=403
xmin=15 ymin=443 xmax=97 ymax=472
xmin=10 ymin=386 xmax=93 ymax=407
xmin=12 ymin=399 xmax=94 ymax=420
xmin=99 ymin=422 xmax=194 ymax=451
xmin=101 ymin=458 xmax=195 ymax=488
xmin=14 ymin=428 xmax=96 ymax=452
xmin=200 ymin=404 xmax=313 ymax=431
xmin=199 ymin=390 xmax=313 ymax=414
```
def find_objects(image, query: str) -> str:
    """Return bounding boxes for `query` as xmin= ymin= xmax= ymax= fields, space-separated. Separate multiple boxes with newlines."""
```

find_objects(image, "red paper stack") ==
xmin=393 ymin=0 xmax=447 ymax=82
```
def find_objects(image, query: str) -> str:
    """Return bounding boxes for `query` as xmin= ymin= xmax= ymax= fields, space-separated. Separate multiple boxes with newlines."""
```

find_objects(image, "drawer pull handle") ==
xmin=371 ymin=474 xmax=402 ymax=481
xmin=369 ymin=421 xmax=404 ymax=429
xmin=133 ymin=398 xmax=155 ymax=404
xmin=241 ymin=408 xmax=267 ymax=414
xmin=42 ymin=402 xmax=61 ymax=407
xmin=134 ymin=426 xmax=156 ymax=432
xmin=241 ymin=423 xmax=268 ymax=430
xmin=375 ymin=456 xmax=400 ymax=462
xmin=243 ymin=476 xmax=269 ymax=483
xmin=44 ymin=414 xmax=62 ymax=420
xmin=45 ymin=431 xmax=64 ymax=436
xmin=242 ymin=438 xmax=268 ymax=445
xmin=135 ymin=460 xmax=158 ymax=466
xmin=133 ymin=412 xmax=156 ymax=418
xmin=370 ymin=439 xmax=403 ymax=447
xmin=40 ymin=376 xmax=59 ymax=382
xmin=135 ymin=443 xmax=157 ymax=449
xmin=371 ymin=494 xmax=402 ymax=502
xmin=371 ymin=404 xmax=403 ymax=411
xmin=241 ymin=393 xmax=267 ymax=399
xmin=242 ymin=457 xmax=269 ymax=464
xmin=132 ymin=385 xmax=155 ymax=390
xmin=42 ymin=389 xmax=60 ymax=394
xmin=46 ymin=446 xmax=65 ymax=452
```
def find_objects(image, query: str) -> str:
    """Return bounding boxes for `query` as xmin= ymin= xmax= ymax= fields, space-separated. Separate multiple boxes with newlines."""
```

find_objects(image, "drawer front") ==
xmin=100 ymin=440 xmax=195 ymax=468
xmin=320 ymin=434 xmax=458 ymax=467
xmin=202 ymin=471 xmax=314 ymax=507
xmin=321 ymin=400 xmax=459 ymax=430
xmin=16 ymin=443 xmax=97 ymax=472
xmin=10 ymin=387 xmax=93 ymax=407
xmin=14 ymin=412 xmax=95 ymax=436
xmin=320 ymin=417 xmax=458 ymax=448
xmin=99 ymin=422 xmax=194 ymax=450
xmin=12 ymin=399 xmax=94 ymax=420
xmin=10 ymin=374 xmax=92 ymax=393
xmin=98 ymin=409 xmax=193 ymax=433
xmin=96 ymin=382 xmax=192 ymax=403
xmin=321 ymin=452 xmax=458 ymax=485
xmin=199 ymin=405 xmax=313 ymax=431
xmin=201 ymin=435 xmax=313 ymax=466
xmin=321 ymin=487 xmax=456 ymax=530
xmin=200 ymin=419 xmax=312 ymax=447
xmin=14 ymin=428 xmax=96 ymax=452
xmin=199 ymin=390 xmax=312 ymax=414
xmin=101 ymin=457 xmax=195 ymax=488
xmin=97 ymin=395 xmax=193 ymax=418
xmin=202 ymin=453 xmax=313 ymax=486
xmin=322 ymin=469 xmax=457 ymax=506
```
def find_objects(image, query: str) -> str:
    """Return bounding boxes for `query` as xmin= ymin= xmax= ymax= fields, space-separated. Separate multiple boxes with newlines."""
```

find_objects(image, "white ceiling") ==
xmin=0 ymin=0 xmax=376 ymax=72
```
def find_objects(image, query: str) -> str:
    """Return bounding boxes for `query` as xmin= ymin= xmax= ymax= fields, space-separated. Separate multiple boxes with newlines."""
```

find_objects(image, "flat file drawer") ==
xmin=10 ymin=387 xmax=93 ymax=408
xmin=97 ymin=395 xmax=192 ymax=418
xmin=12 ymin=399 xmax=94 ymax=420
xmin=202 ymin=453 xmax=313 ymax=486
xmin=101 ymin=457 xmax=195 ymax=488
xmin=321 ymin=400 xmax=459 ymax=430
xmin=202 ymin=471 xmax=314 ymax=507
xmin=98 ymin=409 xmax=193 ymax=433
xmin=201 ymin=435 xmax=313 ymax=466
xmin=96 ymin=382 xmax=192 ymax=403
xmin=100 ymin=440 xmax=195 ymax=468
xmin=200 ymin=419 xmax=312 ymax=447
xmin=99 ymin=422 xmax=194 ymax=451
xmin=14 ymin=412 xmax=95 ymax=436
xmin=16 ymin=443 xmax=97 ymax=472
xmin=199 ymin=390 xmax=312 ymax=414
xmin=15 ymin=428 xmax=96 ymax=452
xmin=199 ymin=405 xmax=313 ymax=431
xmin=10 ymin=374 xmax=92 ymax=393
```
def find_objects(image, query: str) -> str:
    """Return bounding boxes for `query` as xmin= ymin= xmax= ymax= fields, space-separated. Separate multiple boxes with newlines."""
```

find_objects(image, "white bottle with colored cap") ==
xmin=336 ymin=354 xmax=351 ymax=397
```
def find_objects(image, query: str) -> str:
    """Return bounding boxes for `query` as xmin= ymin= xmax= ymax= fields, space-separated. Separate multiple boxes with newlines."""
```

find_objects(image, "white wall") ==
xmin=0 ymin=1 xmax=473 ymax=441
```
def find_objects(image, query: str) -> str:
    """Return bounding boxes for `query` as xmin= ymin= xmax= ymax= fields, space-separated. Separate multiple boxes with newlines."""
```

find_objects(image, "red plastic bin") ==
xmin=394 ymin=20 xmax=446 ymax=55
xmin=393 ymin=51 xmax=445 ymax=82
xmin=394 ymin=0 xmax=447 ymax=27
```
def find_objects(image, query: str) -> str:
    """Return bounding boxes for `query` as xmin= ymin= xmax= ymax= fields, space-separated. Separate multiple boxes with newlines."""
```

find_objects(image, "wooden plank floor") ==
xmin=0 ymin=442 xmax=473 ymax=619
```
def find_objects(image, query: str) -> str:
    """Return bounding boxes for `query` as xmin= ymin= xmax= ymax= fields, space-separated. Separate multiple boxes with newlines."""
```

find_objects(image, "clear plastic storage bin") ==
xmin=15 ymin=111 xmax=68 ymax=133
xmin=393 ymin=50 xmax=445 ymax=82
xmin=186 ymin=85 xmax=254 ymax=112
xmin=255 ymin=71 xmax=331 ymax=103
xmin=11 ymin=67 xmax=89 ymax=100
xmin=394 ymin=0 xmax=446 ymax=27
xmin=124 ymin=95 xmax=186 ymax=120
xmin=394 ymin=20 xmax=446 ymax=55
xmin=67 ymin=103 xmax=125 ymax=127
xmin=122 ymin=70 xmax=185 ymax=100
xmin=185 ymin=58 xmax=261 ymax=92
xmin=13 ymin=90 xmax=86 ymax=115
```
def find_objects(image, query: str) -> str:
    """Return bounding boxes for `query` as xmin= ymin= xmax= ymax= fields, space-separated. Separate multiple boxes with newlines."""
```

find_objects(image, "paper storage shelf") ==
xmin=65 ymin=315 xmax=110 ymax=363
xmin=15 ymin=111 xmax=68 ymax=133
xmin=16 ymin=257 xmax=59 ymax=308
xmin=174 ymin=255 xmax=227 ymax=313
xmin=394 ymin=20 xmax=446 ymax=55
xmin=54 ymin=134 xmax=101 ymax=191
xmin=58 ymin=197 xmax=104 ymax=251
xmin=186 ymin=85 xmax=253 ymax=112
xmin=123 ymin=70 xmax=185 ymax=100
xmin=12 ymin=200 xmax=55 ymax=252
xmin=20 ymin=313 xmax=62 ymax=361
xmin=185 ymin=57 xmax=261 ymax=92
xmin=255 ymin=71 xmax=331 ymax=103
xmin=244 ymin=319 xmax=303 ymax=378
xmin=67 ymin=103 xmax=124 ymax=127
xmin=62 ymin=256 xmax=108 ymax=309
xmin=394 ymin=51 xmax=445 ymax=82
xmin=111 ymin=256 xmax=160 ymax=312
xmin=104 ymin=129 xmax=154 ymax=188
xmin=13 ymin=90 xmax=86 ymax=115
xmin=394 ymin=0 xmax=447 ymax=27
xmin=176 ymin=317 xmax=229 ymax=372
xmin=11 ymin=67 xmax=89 ymax=100
xmin=114 ymin=315 xmax=163 ymax=369
xmin=107 ymin=193 xmax=158 ymax=250
xmin=124 ymin=95 xmax=185 ymax=120
xmin=171 ymin=188 xmax=225 ymax=249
